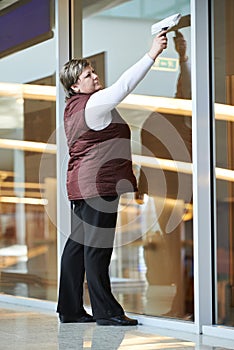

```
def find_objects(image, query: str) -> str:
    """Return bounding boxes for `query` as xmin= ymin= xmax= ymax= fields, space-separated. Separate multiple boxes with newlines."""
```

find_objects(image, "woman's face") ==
xmin=72 ymin=65 xmax=102 ymax=94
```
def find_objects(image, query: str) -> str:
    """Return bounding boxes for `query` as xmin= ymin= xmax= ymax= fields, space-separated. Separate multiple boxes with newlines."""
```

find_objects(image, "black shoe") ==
xmin=59 ymin=313 xmax=95 ymax=323
xmin=96 ymin=314 xmax=138 ymax=326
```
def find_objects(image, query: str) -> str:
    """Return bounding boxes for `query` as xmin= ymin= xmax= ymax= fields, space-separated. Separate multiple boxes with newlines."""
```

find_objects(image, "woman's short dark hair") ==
xmin=59 ymin=58 xmax=90 ymax=100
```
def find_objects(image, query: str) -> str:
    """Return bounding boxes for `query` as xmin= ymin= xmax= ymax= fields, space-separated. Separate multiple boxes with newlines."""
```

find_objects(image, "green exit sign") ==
xmin=152 ymin=58 xmax=179 ymax=72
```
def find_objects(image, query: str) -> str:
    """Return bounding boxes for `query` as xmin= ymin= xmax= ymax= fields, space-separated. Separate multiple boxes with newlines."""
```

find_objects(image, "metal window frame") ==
xmin=142 ymin=0 xmax=215 ymax=334
xmin=191 ymin=0 xmax=214 ymax=334
xmin=201 ymin=0 xmax=234 ymax=341
xmin=55 ymin=0 xmax=83 ymax=295
xmin=55 ymin=0 xmax=71 ymax=284
xmin=55 ymin=0 xmax=212 ymax=334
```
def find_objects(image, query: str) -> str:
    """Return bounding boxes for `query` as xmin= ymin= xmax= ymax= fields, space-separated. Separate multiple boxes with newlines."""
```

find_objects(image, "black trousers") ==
xmin=56 ymin=196 xmax=124 ymax=319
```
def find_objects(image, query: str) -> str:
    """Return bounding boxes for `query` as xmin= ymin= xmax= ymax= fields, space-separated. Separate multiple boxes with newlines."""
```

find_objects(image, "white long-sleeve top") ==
xmin=85 ymin=53 xmax=154 ymax=130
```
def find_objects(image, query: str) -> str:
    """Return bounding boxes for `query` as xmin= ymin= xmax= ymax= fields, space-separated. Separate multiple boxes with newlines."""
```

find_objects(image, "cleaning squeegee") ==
xmin=151 ymin=13 xmax=182 ymax=35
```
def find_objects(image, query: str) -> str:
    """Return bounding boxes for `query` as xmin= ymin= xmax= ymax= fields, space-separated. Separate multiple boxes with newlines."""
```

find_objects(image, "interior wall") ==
xmin=0 ymin=38 xmax=56 ymax=84
xmin=83 ymin=16 xmax=191 ymax=98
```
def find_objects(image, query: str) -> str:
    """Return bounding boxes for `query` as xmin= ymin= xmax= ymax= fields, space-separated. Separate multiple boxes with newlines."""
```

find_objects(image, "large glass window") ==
xmin=83 ymin=0 xmax=193 ymax=320
xmin=213 ymin=0 xmax=234 ymax=326
xmin=0 ymin=0 xmax=57 ymax=301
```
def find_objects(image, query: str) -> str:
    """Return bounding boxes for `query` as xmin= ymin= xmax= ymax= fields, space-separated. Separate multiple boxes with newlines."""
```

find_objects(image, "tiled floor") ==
xmin=0 ymin=302 xmax=234 ymax=350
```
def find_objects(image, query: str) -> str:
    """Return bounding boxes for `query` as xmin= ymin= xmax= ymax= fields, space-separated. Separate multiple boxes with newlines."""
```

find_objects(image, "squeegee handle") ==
xmin=161 ymin=27 xmax=169 ymax=36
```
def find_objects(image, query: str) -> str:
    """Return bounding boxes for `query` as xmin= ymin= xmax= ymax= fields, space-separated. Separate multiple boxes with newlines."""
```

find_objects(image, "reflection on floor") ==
xmin=0 ymin=302 xmax=233 ymax=350
xmin=1 ymin=240 xmax=233 ymax=325
xmin=0 ymin=239 xmax=58 ymax=302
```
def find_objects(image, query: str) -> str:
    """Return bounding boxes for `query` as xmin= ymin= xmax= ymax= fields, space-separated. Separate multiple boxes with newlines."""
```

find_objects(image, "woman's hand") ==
xmin=148 ymin=31 xmax=168 ymax=61
xmin=173 ymin=30 xmax=188 ymax=63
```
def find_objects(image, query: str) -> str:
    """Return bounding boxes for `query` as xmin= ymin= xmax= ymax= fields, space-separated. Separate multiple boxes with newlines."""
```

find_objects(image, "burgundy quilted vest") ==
xmin=64 ymin=93 xmax=137 ymax=200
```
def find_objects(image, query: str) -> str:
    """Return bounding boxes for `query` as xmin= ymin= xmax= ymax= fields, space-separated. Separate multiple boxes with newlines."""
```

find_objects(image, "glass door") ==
xmin=213 ymin=0 xmax=234 ymax=326
xmin=0 ymin=0 xmax=57 ymax=301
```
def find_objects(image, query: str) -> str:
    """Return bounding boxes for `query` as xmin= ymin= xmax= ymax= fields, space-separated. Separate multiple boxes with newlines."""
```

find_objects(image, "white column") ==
xmin=191 ymin=0 xmax=215 ymax=333
xmin=55 ymin=0 xmax=71 ymax=279
xmin=55 ymin=0 xmax=83 ymax=287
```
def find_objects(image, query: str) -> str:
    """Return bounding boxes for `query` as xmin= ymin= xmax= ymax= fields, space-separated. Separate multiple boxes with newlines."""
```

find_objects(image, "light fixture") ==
xmin=0 ymin=196 xmax=48 ymax=205
xmin=132 ymin=154 xmax=234 ymax=182
xmin=0 ymin=138 xmax=56 ymax=153
xmin=120 ymin=94 xmax=234 ymax=122
xmin=0 ymin=82 xmax=56 ymax=101
xmin=0 ymin=83 xmax=234 ymax=121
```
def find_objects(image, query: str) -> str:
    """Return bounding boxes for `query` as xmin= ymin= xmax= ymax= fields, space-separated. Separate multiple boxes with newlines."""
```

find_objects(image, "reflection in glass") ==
xmin=213 ymin=0 xmax=234 ymax=327
xmin=0 ymin=80 xmax=57 ymax=301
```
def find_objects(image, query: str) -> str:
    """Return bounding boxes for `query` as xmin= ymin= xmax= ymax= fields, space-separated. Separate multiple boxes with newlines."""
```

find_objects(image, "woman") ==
xmin=57 ymin=31 xmax=167 ymax=325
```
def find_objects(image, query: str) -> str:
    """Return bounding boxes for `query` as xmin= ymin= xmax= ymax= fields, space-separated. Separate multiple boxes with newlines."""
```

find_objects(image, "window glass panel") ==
xmin=83 ymin=0 xmax=193 ymax=320
xmin=0 ymin=1 xmax=57 ymax=301
xmin=213 ymin=0 xmax=234 ymax=326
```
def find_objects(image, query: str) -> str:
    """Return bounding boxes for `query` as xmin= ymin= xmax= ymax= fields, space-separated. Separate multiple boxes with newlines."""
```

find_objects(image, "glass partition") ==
xmin=213 ymin=0 xmax=234 ymax=326
xmin=0 ymin=80 xmax=57 ymax=301
xmin=0 ymin=0 xmax=56 ymax=302
xmin=83 ymin=0 xmax=193 ymax=320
